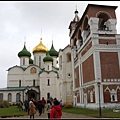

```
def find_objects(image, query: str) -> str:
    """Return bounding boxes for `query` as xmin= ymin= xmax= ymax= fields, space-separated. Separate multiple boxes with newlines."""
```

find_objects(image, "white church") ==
xmin=0 ymin=37 xmax=73 ymax=105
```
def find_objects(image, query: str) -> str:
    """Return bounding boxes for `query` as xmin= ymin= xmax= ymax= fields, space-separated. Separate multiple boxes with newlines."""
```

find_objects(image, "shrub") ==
xmin=0 ymin=100 xmax=10 ymax=108
xmin=64 ymin=103 xmax=73 ymax=108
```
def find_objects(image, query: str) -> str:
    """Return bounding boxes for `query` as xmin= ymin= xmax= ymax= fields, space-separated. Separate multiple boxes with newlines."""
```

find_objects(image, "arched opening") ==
xmin=27 ymin=90 xmax=37 ymax=101
xmin=8 ymin=93 xmax=12 ymax=102
xmin=66 ymin=53 xmax=71 ymax=62
xmin=98 ymin=12 xmax=110 ymax=30
xmin=0 ymin=93 xmax=3 ymax=101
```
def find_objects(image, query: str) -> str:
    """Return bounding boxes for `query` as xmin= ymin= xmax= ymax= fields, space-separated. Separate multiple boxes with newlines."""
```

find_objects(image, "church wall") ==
xmin=0 ymin=91 xmax=21 ymax=103
xmin=40 ymin=72 xmax=59 ymax=100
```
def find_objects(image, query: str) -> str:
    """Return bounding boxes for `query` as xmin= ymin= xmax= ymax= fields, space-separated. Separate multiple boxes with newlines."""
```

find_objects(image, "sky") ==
xmin=0 ymin=1 xmax=120 ymax=88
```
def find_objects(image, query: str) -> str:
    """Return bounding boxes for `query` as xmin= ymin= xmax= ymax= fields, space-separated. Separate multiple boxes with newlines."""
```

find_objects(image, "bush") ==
xmin=0 ymin=100 xmax=10 ymax=108
xmin=64 ymin=103 xmax=73 ymax=108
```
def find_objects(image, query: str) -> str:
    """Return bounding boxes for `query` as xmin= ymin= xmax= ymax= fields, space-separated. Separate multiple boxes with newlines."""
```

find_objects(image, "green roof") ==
xmin=49 ymin=41 xmax=58 ymax=57
xmin=0 ymin=86 xmax=27 ymax=91
xmin=39 ymin=69 xmax=59 ymax=78
xmin=43 ymin=52 xmax=53 ymax=62
xmin=18 ymin=44 xmax=31 ymax=57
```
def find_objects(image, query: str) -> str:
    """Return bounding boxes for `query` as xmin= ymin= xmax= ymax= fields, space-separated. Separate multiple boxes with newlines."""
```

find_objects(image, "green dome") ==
xmin=49 ymin=41 xmax=58 ymax=57
xmin=18 ymin=44 xmax=31 ymax=57
xmin=43 ymin=52 xmax=53 ymax=62
xmin=29 ymin=57 xmax=33 ymax=64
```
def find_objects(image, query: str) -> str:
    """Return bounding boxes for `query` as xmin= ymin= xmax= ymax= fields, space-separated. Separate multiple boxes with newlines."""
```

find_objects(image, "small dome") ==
xmin=18 ymin=44 xmax=31 ymax=58
xmin=49 ymin=41 xmax=58 ymax=57
xmin=43 ymin=52 xmax=53 ymax=62
xmin=33 ymin=38 xmax=48 ymax=54
xmin=73 ymin=9 xmax=79 ymax=22
xmin=29 ymin=58 xmax=33 ymax=64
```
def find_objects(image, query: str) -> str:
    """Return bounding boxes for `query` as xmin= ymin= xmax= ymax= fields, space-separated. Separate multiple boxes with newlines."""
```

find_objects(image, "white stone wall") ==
xmin=39 ymin=71 xmax=59 ymax=100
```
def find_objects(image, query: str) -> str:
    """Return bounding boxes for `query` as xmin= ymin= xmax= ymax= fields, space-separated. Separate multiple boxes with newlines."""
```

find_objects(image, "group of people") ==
xmin=18 ymin=97 xmax=62 ymax=119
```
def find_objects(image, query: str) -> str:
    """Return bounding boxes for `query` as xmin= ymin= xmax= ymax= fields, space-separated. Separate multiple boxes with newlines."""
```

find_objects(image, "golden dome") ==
xmin=33 ymin=38 xmax=48 ymax=54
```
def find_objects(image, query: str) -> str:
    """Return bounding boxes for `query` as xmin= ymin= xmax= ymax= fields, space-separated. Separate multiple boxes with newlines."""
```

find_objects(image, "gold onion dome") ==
xmin=33 ymin=38 xmax=48 ymax=54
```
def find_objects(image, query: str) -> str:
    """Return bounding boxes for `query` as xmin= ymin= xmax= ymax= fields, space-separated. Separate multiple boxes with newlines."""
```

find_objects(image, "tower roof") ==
xmin=49 ymin=41 xmax=58 ymax=57
xmin=18 ymin=43 xmax=31 ymax=58
xmin=73 ymin=8 xmax=80 ymax=22
xmin=43 ymin=52 xmax=53 ymax=62
xmin=33 ymin=38 xmax=48 ymax=54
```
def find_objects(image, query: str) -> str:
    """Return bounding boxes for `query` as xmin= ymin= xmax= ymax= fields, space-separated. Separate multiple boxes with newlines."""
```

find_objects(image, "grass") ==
xmin=0 ymin=106 xmax=28 ymax=118
xmin=62 ymin=107 xmax=120 ymax=118
xmin=0 ymin=106 xmax=120 ymax=118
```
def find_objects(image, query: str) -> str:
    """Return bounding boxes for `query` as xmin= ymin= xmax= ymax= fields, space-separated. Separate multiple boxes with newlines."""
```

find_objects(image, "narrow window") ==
xmin=39 ymin=56 xmax=41 ymax=67
xmin=47 ymin=79 xmax=50 ymax=86
xmin=23 ymin=58 xmax=25 ymax=65
xmin=0 ymin=93 xmax=3 ymax=101
xmin=16 ymin=93 xmax=20 ymax=102
xmin=48 ymin=65 xmax=49 ymax=70
xmin=19 ymin=80 xmax=21 ymax=87
xmin=8 ymin=93 xmax=12 ymax=102
xmin=47 ymin=93 xmax=50 ymax=99
xmin=33 ymin=79 xmax=35 ymax=86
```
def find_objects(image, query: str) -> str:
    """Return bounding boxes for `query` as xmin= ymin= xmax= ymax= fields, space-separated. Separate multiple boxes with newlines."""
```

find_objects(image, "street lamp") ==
xmin=97 ymin=82 xmax=102 ymax=117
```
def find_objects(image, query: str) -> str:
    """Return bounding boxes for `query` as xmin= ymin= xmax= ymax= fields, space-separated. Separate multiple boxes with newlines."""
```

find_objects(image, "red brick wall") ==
xmin=100 ymin=52 xmax=120 ymax=80
xmin=75 ymin=66 xmax=80 ymax=88
xmin=82 ymin=55 xmax=95 ymax=83
xmin=99 ymin=39 xmax=116 ymax=44
xmin=117 ymin=90 xmax=120 ymax=102
xmin=104 ymin=90 xmax=110 ymax=103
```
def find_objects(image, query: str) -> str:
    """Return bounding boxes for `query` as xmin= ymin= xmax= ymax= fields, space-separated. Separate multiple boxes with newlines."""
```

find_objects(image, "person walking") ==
xmin=37 ymin=100 xmax=43 ymax=116
xmin=24 ymin=100 xmax=29 ymax=112
xmin=46 ymin=99 xmax=52 ymax=119
xmin=29 ymin=101 xmax=36 ymax=119
xmin=41 ymin=97 xmax=46 ymax=113
xmin=50 ymin=100 xmax=62 ymax=119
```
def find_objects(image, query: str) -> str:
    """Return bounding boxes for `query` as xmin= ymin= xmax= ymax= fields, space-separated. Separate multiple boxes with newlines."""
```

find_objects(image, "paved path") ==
xmin=3 ymin=110 xmax=95 ymax=119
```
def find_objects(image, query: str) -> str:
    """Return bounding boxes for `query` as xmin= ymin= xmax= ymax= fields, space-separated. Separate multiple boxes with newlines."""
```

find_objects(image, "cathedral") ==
xmin=0 ymin=3 xmax=120 ymax=109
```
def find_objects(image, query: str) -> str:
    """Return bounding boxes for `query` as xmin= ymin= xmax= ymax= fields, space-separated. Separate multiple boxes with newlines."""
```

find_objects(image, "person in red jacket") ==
xmin=41 ymin=97 xmax=46 ymax=113
xmin=50 ymin=100 xmax=62 ymax=119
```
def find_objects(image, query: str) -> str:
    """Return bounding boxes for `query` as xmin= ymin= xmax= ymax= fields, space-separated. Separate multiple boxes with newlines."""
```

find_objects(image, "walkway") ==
xmin=3 ymin=110 xmax=95 ymax=119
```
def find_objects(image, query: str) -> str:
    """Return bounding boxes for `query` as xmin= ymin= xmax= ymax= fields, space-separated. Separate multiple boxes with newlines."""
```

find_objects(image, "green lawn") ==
xmin=0 ymin=106 xmax=120 ymax=118
xmin=0 ymin=106 xmax=28 ymax=118
xmin=62 ymin=107 xmax=120 ymax=118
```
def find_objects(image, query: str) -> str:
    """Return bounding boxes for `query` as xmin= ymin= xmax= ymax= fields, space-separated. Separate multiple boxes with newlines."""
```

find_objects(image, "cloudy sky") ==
xmin=0 ymin=1 xmax=120 ymax=88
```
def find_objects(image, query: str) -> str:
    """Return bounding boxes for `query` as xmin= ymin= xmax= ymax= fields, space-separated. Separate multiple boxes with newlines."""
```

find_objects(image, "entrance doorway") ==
xmin=27 ymin=90 xmax=37 ymax=101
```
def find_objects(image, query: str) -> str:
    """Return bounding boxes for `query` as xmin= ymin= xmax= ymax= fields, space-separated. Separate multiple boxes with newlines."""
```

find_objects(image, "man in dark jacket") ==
xmin=37 ymin=100 xmax=43 ymax=116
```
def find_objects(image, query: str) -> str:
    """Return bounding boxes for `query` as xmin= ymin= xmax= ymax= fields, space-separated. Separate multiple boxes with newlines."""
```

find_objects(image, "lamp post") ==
xmin=97 ymin=82 xmax=102 ymax=117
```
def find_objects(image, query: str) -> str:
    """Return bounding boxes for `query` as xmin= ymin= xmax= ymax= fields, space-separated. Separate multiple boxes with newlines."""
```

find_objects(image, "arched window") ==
xmin=16 ymin=93 xmax=20 ymax=102
xmin=97 ymin=12 xmax=110 ymax=30
xmin=47 ymin=93 xmax=50 ymax=99
xmin=66 ymin=53 xmax=71 ymax=62
xmin=8 ymin=93 xmax=12 ymax=102
xmin=0 ymin=93 xmax=3 ymax=101
xmin=23 ymin=58 xmax=25 ymax=65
